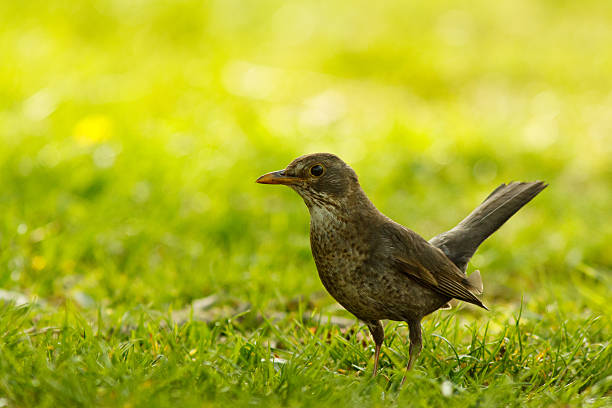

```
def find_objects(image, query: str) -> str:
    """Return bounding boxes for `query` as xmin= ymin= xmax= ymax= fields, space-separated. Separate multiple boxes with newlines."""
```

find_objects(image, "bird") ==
xmin=256 ymin=152 xmax=546 ymax=382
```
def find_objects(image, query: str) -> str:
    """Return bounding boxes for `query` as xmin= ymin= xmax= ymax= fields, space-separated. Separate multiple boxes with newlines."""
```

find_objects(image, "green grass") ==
xmin=1 ymin=302 xmax=610 ymax=407
xmin=1 ymin=0 xmax=611 ymax=406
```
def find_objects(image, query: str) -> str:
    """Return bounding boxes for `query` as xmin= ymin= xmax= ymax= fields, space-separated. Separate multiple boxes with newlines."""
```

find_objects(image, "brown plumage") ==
xmin=257 ymin=153 xmax=546 ymax=380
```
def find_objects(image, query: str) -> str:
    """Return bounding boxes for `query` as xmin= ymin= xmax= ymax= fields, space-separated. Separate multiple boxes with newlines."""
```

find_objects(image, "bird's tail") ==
xmin=430 ymin=181 xmax=547 ymax=272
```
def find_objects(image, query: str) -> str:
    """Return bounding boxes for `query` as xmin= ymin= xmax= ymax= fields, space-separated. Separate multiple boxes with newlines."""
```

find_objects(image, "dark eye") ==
xmin=310 ymin=164 xmax=324 ymax=177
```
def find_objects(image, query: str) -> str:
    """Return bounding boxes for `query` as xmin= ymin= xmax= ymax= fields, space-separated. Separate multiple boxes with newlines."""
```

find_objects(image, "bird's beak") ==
xmin=256 ymin=170 xmax=300 ymax=185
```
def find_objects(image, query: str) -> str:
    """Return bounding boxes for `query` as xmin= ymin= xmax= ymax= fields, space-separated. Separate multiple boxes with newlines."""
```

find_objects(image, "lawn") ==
xmin=1 ymin=0 xmax=611 ymax=407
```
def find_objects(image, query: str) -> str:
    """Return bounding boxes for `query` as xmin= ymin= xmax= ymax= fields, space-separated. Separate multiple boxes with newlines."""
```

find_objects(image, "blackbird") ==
xmin=257 ymin=153 xmax=546 ymax=380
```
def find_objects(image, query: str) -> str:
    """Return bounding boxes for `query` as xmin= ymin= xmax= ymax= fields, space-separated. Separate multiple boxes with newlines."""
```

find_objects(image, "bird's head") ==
xmin=256 ymin=153 xmax=361 ymax=209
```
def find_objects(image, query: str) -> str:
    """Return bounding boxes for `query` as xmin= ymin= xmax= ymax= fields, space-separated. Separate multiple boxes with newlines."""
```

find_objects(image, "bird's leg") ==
xmin=400 ymin=319 xmax=423 ymax=386
xmin=367 ymin=320 xmax=384 ymax=377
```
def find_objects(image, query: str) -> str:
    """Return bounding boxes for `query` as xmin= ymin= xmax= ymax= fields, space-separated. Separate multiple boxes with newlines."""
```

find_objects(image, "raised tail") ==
xmin=429 ymin=181 xmax=547 ymax=272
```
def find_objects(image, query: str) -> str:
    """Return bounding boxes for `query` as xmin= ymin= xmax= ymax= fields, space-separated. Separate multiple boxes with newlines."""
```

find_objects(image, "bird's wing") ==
xmin=386 ymin=223 xmax=487 ymax=309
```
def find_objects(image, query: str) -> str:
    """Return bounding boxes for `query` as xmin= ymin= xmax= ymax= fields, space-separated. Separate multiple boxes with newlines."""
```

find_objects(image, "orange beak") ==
xmin=256 ymin=170 xmax=301 ymax=185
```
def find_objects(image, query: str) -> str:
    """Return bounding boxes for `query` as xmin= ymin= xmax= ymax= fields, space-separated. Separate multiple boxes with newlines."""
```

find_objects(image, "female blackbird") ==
xmin=257 ymin=153 xmax=546 ymax=381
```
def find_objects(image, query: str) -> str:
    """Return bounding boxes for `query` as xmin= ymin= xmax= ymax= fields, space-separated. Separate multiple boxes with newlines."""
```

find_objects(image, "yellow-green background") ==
xmin=1 ymin=1 xmax=610 ymax=407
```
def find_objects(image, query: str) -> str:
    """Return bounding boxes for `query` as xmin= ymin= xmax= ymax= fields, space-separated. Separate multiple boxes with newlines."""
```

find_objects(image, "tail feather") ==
xmin=430 ymin=181 xmax=547 ymax=272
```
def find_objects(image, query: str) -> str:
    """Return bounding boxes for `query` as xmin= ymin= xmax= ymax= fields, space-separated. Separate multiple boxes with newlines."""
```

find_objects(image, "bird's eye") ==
xmin=310 ymin=164 xmax=324 ymax=177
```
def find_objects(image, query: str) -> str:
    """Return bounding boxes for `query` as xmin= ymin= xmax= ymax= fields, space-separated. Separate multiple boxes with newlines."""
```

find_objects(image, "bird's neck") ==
xmin=306 ymin=188 xmax=380 ymax=236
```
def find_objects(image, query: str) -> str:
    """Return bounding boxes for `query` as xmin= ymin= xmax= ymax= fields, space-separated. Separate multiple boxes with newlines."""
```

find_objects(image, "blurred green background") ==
xmin=1 ymin=1 xmax=612 ymax=406
xmin=1 ymin=0 xmax=611 ymax=340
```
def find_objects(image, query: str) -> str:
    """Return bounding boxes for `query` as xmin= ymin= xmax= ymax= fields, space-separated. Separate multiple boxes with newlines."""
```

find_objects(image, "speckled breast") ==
xmin=308 ymin=205 xmax=382 ymax=320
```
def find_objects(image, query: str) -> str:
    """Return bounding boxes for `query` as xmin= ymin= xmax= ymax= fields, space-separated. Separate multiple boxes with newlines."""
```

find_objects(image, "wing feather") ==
xmin=389 ymin=224 xmax=487 ymax=310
